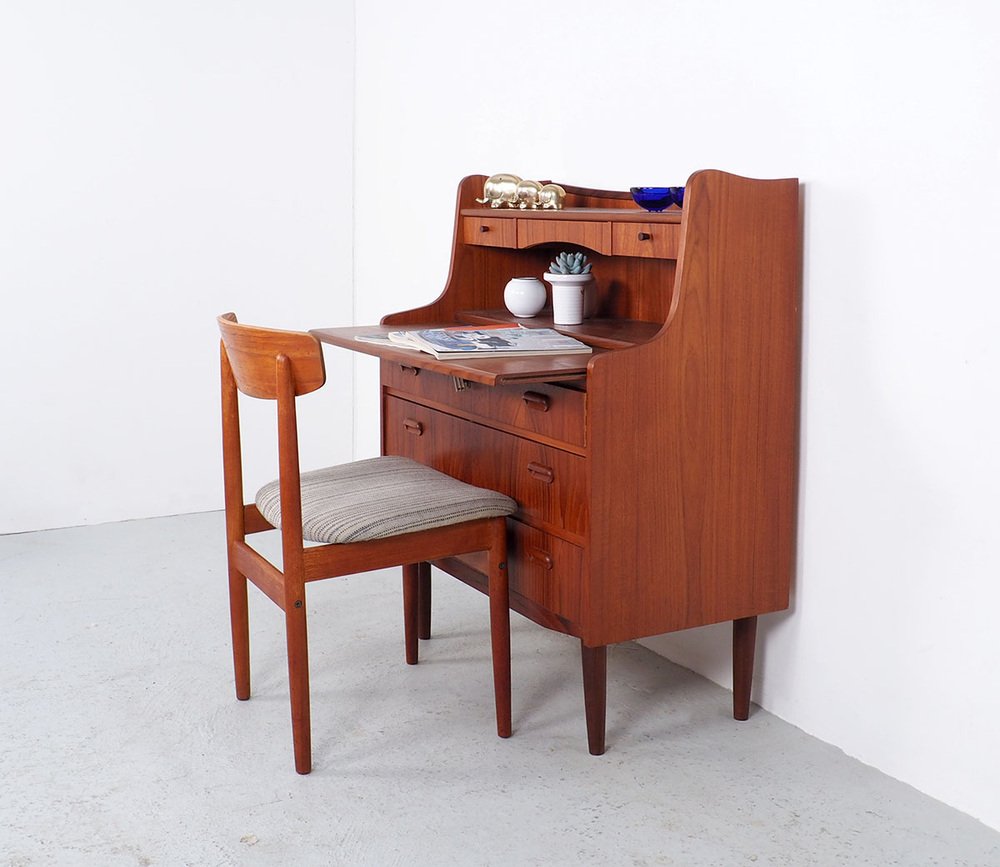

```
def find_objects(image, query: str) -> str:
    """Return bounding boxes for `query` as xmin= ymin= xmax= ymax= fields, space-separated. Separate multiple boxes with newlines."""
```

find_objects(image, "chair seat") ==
xmin=256 ymin=455 xmax=517 ymax=544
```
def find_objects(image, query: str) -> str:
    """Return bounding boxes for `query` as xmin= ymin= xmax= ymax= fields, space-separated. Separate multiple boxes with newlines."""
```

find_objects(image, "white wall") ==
xmin=0 ymin=1 xmax=355 ymax=533
xmin=355 ymin=0 xmax=1000 ymax=831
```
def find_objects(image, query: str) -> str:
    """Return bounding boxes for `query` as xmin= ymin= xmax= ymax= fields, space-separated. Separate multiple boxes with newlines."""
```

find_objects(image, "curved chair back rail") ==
xmin=218 ymin=312 xmax=326 ymax=399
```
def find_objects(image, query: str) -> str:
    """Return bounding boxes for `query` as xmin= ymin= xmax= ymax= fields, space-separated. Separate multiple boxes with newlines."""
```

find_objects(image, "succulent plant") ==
xmin=548 ymin=251 xmax=592 ymax=275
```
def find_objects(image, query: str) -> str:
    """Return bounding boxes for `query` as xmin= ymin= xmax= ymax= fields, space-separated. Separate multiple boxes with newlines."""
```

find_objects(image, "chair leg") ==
xmin=488 ymin=520 xmax=512 ymax=738
xmin=402 ymin=563 xmax=419 ymax=665
xmin=417 ymin=561 xmax=432 ymax=640
xmin=285 ymin=597 xmax=312 ymax=774
xmin=228 ymin=563 xmax=250 ymax=701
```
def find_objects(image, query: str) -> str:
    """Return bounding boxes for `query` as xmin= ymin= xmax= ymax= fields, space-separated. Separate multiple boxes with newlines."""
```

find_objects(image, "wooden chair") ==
xmin=218 ymin=313 xmax=516 ymax=774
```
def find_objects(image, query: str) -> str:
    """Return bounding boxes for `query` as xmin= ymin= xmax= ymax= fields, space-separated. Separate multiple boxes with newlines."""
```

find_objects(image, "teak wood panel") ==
xmin=583 ymin=170 xmax=799 ymax=645
xmin=454 ymin=311 xmax=662 ymax=351
xmin=462 ymin=216 xmax=517 ymax=248
xmin=507 ymin=520 xmax=584 ymax=624
xmin=516 ymin=219 xmax=612 ymax=255
xmin=383 ymin=396 xmax=587 ymax=542
xmin=382 ymin=360 xmax=587 ymax=450
xmin=432 ymin=549 xmax=579 ymax=637
xmin=381 ymin=251 xmax=677 ymax=331
xmin=463 ymin=206 xmax=682 ymax=222
xmin=437 ymin=528 xmax=585 ymax=629
xmin=612 ymin=222 xmax=680 ymax=259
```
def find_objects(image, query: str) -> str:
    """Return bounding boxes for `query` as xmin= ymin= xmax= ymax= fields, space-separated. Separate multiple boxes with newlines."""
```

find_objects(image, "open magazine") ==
xmin=355 ymin=325 xmax=592 ymax=359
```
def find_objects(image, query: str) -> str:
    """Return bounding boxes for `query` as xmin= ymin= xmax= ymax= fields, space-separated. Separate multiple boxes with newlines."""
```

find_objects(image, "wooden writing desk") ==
xmin=313 ymin=170 xmax=801 ymax=753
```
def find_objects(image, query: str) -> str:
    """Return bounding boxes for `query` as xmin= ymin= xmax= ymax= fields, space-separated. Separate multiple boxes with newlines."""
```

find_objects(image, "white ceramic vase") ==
xmin=544 ymin=273 xmax=594 ymax=325
xmin=503 ymin=277 xmax=547 ymax=318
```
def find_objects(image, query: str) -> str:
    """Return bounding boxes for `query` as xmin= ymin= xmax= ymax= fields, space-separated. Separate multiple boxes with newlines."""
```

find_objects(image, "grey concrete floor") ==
xmin=1 ymin=512 xmax=998 ymax=866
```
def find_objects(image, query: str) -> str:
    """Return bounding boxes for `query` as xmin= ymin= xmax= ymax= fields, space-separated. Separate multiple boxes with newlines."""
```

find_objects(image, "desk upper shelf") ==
xmin=455 ymin=310 xmax=660 ymax=350
xmin=366 ymin=177 xmax=695 ymax=375
xmin=460 ymin=207 xmax=682 ymax=223
xmin=460 ymin=206 xmax=682 ymax=258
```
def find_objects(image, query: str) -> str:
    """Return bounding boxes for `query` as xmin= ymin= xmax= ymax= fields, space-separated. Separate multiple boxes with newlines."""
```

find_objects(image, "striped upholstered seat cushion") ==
xmin=255 ymin=455 xmax=517 ymax=544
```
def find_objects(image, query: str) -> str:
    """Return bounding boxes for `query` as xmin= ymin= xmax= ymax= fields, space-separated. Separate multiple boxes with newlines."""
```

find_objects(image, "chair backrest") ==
xmin=217 ymin=312 xmax=326 ymax=399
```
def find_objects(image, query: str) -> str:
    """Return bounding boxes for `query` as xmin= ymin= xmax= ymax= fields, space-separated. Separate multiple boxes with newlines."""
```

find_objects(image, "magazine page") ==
xmin=354 ymin=332 xmax=418 ymax=349
xmin=410 ymin=327 xmax=591 ymax=357
xmin=354 ymin=325 xmax=592 ymax=358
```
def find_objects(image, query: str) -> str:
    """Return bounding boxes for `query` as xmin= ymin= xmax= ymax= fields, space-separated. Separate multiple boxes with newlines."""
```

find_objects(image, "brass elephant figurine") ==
xmin=476 ymin=174 xmax=522 ymax=208
xmin=477 ymin=175 xmax=566 ymax=210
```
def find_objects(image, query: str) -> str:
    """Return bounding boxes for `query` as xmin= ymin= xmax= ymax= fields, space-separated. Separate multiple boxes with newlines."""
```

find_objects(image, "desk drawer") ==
xmin=517 ymin=219 xmax=612 ymax=255
xmin=384 ymin=397 xmax=587 ymax=538
xmin=508 ymin=520 xmax=583 ymax=623
xmin=612 ymin=222 xmax=680 ymax=259
xmin=462 ymin=216 xmax=517 ymax=248
xmin=382 ymin=362 xmax=586 ymax=449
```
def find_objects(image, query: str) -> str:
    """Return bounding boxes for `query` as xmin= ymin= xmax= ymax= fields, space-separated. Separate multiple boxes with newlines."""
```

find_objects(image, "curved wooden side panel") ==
xmin=584 ymin=170 xmax=801 ymax=645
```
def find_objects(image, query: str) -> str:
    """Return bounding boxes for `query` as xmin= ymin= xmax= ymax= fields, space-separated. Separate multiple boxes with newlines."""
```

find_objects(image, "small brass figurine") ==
xmin=477 ymin=174 xmax=566 ymax=210
xmin=477 ymin=174 xmax=522 ymax=208
xmin=538 ymin=183 xmax=566 ymax=210
xmin=515 ymin=179 xmax=543 ymax=209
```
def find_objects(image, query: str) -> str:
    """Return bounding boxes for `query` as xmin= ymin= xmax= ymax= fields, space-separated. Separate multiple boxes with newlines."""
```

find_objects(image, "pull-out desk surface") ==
xmin=311 ymin=325 xmax=594 ymax=386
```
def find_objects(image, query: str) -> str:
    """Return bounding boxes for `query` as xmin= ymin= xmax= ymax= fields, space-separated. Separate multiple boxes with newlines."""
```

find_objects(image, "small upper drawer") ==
xmin=518 ymin=219 xmax=612 ymax=255
xmin=462 ymin=216 xmax=517 ymax=248
xmin=612 ymin=222 xmax=680 ymax=259
xmin=382 ymin=361 xmax=586 ymax=449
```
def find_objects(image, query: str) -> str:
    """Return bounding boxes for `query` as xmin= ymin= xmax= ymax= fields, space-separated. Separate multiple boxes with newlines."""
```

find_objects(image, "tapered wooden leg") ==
xmin=488 ymin=520 xmax=511 ymax=738
xmin=581 ymin=643 xmax=607 ymax=756
xmin=402 ymin=563 xmax=419 ymax=665
xmin=228 ymin=563 xmax=250 ymax=701
xmin=733 ymin=615 xmax=758 ymax=721
xmin=285 ymin=598 xmax=311 ymax=774
xmin=417 ymin=561 xmax=432 ymax=640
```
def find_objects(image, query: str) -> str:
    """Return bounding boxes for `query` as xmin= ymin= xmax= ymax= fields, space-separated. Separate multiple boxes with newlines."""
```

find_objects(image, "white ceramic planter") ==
xmin=544 ymin=273 xmax=594 ymax=325
xmin=503 ymin=277 xmax=547 ymax=318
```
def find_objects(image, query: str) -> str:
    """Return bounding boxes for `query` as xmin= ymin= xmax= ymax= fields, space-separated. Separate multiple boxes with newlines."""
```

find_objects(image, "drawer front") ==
xmin=383 ymin=361 xmax=586 ymax=448
xmin=384 ymin=397 xmax=587 ymax=538
xmin=508 ymin=520 xmax=583 ymax=624
xmin=517 ymin=219 xmax=612 ymax=255
xmin=462 ymin=216 xmax=517 ymax=248
xmin=612 ymin=222 xmax=680 ymax=259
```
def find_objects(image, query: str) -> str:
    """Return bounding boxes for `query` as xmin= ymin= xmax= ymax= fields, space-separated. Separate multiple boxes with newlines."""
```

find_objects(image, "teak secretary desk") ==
xmin=313 ymin=169 xmax=801 ymax=754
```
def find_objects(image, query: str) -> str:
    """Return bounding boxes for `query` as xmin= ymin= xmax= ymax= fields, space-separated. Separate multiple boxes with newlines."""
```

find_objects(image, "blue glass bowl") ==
xmin=630 ymin=186 xmax=684 ymax=212
xmin=630 ymin=187 xmax=672 ymax=212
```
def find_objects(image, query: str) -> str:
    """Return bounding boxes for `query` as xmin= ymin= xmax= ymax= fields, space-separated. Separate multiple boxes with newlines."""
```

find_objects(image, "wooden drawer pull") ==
xmin=526 ymin=548 xmax=554 ymax=570
xmin=399 ymin=364 xmax=420 ymax=377
xmin=479 ymin=224 xmax=490 ymax=233
xmin=527 ymin=462 xmax=554 ymax=484
xmin=522 ymin=391 xmax=550 ymax=413
xmin=403 ymin=418 xmax=424 ymax=436
xmin=637 ymin=231 xmax=652 ymax=241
